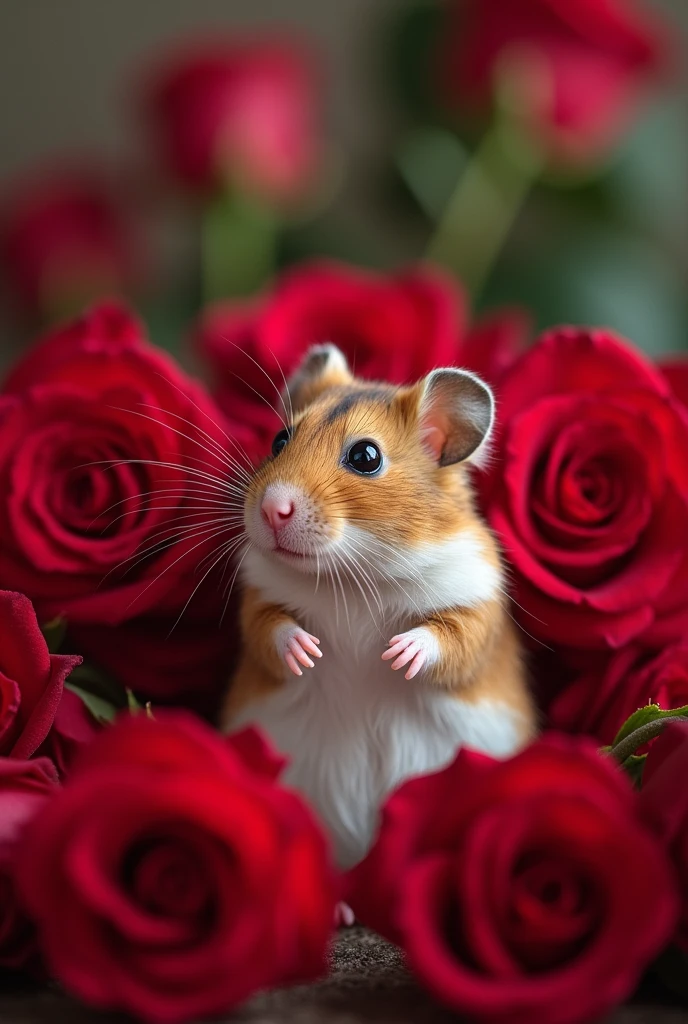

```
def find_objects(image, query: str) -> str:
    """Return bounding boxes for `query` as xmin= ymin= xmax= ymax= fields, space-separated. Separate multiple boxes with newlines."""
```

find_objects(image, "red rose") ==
xmin=649 ymin=357 xmax=688 ymax=644
xmin=196 ymin=259 xmax=528 ymax=457
xmin=37 ymin=688 xmax=100 ymax=778
xmin=17 ymin=713 xmax=336 ymax=1024
xmin=0 ymin=302 xmax=251 ymax=628
xmin=551 ymin=644 xmax=688 ymax=745
xmin=662 ymin=358 xmax=688 ymax=408
xmin=0 ymin=590 xmax=80 ymax=760
xmin=439 ymin=0 xmax=668 ymax=164
xmin=0 ymin=166 xmax=142 ymax=316
xmin=349 ymin=734 xmax=677 ymax=1024
xmin=141 ymin=37 xmax=321 ymax=201
xmin=639 ymin=721 xmax=688 ymax=953
xmin=462 ymin=306 xmax=532 ymax=386
xmin=0 ymin=757 xmax=58 ymax=972
xmin=68 ymin=587 xmax=240 ymax=717
xmin=481 ymin=328 xmax=688 ymax=650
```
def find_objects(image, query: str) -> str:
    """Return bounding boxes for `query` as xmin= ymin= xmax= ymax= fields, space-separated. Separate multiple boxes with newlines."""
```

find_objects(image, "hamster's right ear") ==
xmin=417 ymin=367 xmax=495 ymax=468
xmin=286 ymin=343 xmax=352 ymax=413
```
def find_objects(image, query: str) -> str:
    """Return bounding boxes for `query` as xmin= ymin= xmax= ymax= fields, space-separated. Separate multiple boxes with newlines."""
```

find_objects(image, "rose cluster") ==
xmin=1 ymin=0 xmax=687 ymax=1019
xmin=0 ymin=265 xmax=686 ymax=1021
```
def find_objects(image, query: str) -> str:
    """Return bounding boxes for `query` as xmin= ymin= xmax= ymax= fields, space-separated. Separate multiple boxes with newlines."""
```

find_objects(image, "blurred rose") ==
xmin=0 ymin=166 xmax=142 ymax=316
xmin=662 ymin=359 xmax=688 ymax=408
xmin=550 ymin=644 xmax=688 ymax=745
xmin=0 ymin=757 xmax=58 ymax=973
xmin=439 ymin=0 xmax=668 ymax=164
xmin=195 ymin=260 xmax=529 ymax=458
xmin=349 ymin=734 xmax=677 ymax=1024
xmin=37 ymin=688 xmax=101 ymax=779
xmin=69 ymin=585 xmax=240 ymax=718
xmin=481 ymin=328 xmax=688 ymax=650
xmin=141 ymin=37 xmax=321 ymax=202
xmin=18 ymin=713 xmax=336 ymax=1023
xmin=0 ymin=302 xmax=253 ymax=707
xmin=461 ymin=305 xmax=531 ymax=384
xmin=0 ymin=590 xmax=80 ymax=760
xmin=639 ymin=721 xmax=688 ymax=954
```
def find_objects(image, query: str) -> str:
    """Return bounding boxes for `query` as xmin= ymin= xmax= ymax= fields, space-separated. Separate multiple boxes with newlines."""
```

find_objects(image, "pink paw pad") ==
xmin=381 ymin=628 xmax=439 ymax=680
xmin=275 ymin=625 xmax=322 ymax=677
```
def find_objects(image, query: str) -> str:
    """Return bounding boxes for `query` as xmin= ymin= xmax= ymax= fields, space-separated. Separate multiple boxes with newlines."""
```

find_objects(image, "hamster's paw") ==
xmin=275 ymin=624 xmax=322 ymax=677
xmin=382 ymin=627 xmax=440 ymax=680
xmin=335 ymin=901 xmax=356 ymax=928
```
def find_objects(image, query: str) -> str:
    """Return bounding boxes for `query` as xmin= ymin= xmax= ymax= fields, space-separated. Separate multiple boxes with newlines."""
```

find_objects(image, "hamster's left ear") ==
xmin=418 ymin=368 xmax=495 ymax=467
xmin=286 ymin=343 xmax=352 ymax=413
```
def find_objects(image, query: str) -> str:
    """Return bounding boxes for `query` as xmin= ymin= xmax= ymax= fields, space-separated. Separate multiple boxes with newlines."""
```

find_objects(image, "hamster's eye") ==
xmin=346 ymin=440 xmax=382 ymax=475
xmin=271 ymin=428 xmax=291 ymax=457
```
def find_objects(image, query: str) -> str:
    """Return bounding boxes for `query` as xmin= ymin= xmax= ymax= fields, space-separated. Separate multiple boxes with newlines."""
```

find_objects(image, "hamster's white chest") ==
xmin=231 ymin=614 xmax=522 ymax=868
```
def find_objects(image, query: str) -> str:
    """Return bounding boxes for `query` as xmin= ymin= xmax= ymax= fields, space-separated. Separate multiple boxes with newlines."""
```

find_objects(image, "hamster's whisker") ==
xmin=267 ymin=346 xmax=294 ymax=431
xmin=127 ymin=513 xmax=241 ymax=560
xmin=88 ymin=485 xmax=238 ymax=533
xmin=98 ymin=516 xmax=240 ymax=584
xmin=98 ymin=498 xmax=244 ymax=532
xmin=104 ymin=507 xmax=244 ymax=537
xmin=335 ymin=544 xmax=384 ymax=632
xmin=136 ymin=401 xmax=251 ymax=479
xmin=322 ymin=551 xmax=347 ymax=630
xmin=181 ymin=450 xmax=251 ymax=487
xmin=166 ymin=535 xmax=243 ymax=638
xmin=344 ymin=534 xmax=435 ymax=624
xmin=121 ymin=524 xmax=242 ymax=615
xmin=110 ymin=405 xmax=252 ymax=485
xmin=195 ymin=531 xmax=247 ymax=576
xmin=151 ymin=373 xmax=257 ymax=474
xmin=314 ymin=550 xmax=321 ymax=593
xmin=219 ymin=338 xmax=293 ymax=432
xmin=336 ymin=540 xmax=385 ymax=621
xmin=497 ymin=582 xmax=550 ymax=627
xmin=223 ymin=364 xmax=290 ymax=434
xmin=81 ymin=458 xmax=237 ymax=492
xmin=221 ymin=542 xmax=252 ymax=626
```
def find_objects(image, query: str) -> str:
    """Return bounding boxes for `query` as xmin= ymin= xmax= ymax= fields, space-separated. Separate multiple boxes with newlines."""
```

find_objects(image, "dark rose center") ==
xmin=123 ymin=836 xmax=214 ymax=922
xmin=503 ymin=853 xmax=600 ymax=972
xmin=52 ymin=445 xmax=152 ymax=538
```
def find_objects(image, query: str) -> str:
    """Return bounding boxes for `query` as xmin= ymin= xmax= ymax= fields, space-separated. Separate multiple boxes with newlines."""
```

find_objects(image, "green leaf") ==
xmin=66 ymin=662 xmax=128 ymax=709
xmin=65 ymin=682 xmax=118 ymax=725
xmin=619 ymin=754 xmax=647 ymax=789
xmin=41 ymin=616 xmax=67 ymax=654
xmin=126 ymin=689 xmax=144 ymax=715
xmin=612 ymin=703 xmax=688 ymax=749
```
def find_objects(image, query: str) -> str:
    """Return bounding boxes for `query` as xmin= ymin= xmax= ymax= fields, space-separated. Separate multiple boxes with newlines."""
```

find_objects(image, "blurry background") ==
xmin=1 ymin=0 xmax=687 ymax=362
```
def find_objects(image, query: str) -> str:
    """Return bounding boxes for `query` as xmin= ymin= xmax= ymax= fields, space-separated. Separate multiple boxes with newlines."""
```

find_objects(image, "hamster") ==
xmin=221 ymin=343 xmax=536 ymax=869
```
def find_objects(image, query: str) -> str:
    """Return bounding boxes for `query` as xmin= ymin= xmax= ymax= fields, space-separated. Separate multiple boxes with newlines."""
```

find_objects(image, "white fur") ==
xmin=232 ymin=529 xmax=523 ymax=868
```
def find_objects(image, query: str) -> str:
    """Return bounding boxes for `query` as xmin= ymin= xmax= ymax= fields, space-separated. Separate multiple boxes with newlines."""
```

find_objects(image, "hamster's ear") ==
xmin=418 ymin=368 xmax=494 ymax=467
xmin=286 ymin=343 xmax=352 ymax=412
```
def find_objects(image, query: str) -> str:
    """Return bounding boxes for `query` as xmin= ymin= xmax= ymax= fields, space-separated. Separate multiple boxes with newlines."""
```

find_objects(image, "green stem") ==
xmin=201 ymin=190 xmax=278 ymax=303
xmin=611 ymin=715 xmax=688 ymax=765
xmin=425 ymin=113 xmax=543 ymax=299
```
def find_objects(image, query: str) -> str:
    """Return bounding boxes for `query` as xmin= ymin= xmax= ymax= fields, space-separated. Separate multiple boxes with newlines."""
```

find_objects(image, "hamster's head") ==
xmin=244 ymin=343 xmax=494 ymax=579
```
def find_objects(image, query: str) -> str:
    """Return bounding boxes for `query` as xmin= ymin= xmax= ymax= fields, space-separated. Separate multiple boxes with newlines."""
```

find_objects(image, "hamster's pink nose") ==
xmin=261 ymin=494 xmax=295 ymax=532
